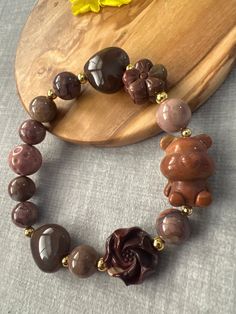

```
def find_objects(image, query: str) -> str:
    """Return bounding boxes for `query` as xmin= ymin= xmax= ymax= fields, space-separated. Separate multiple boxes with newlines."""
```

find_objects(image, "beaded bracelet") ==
xmin=8 ymin=47 xmax=215 ymax=286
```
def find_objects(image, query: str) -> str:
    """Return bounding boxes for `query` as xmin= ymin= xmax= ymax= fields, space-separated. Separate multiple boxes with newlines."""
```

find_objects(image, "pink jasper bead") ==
xmin=156 ymin=98 xmax=191 ymax=133
xmin=19 ymin=119 xmax=46 ymax=145
xmin=8 ymin=144 xmax=42 ymax=175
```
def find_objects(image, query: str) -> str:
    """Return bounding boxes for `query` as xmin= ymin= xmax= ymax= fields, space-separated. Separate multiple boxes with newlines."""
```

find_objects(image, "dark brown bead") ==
xmin=29 ymin=96 xmax=57 ymax=122
xmin=19 ymin=119 xmax=46 ymax=145
xmin=160 ymin=134 xmax=215 ymax=207
xmin=53 ymin=72 xmax=81 ymax=100
xmin=8 ymin=144 xmax=42 ymax=176
xmin=84 ymin=47 xmax=130 ymax=93
xmin=156 ymin=209 xmax=190 ymax=244
xmin=103 ymin=227 xmax=158 ymax=286
xmin=8 ymin=176 xmax=36 ymax=202
xmin=12 ymin=201 xmax=38 ymax=228
xmin=31 ymin=224 xmax=71 ymax=273
xmin=68 ymin=245 xmax=99 ymax=278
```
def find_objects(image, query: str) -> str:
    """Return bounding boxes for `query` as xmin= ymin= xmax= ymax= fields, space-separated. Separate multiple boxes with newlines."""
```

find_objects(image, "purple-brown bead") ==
xmin=53 ymin=72 xmax=81 ymax=100
xmin=8 ymin=176 xmax=36 ymax=202
xmin=156 ymin=208 xmax=190 ymax=244
xmin=19 ymin=119 xmax=46 ymax=145
xmin=29 ymin=96 xmax=57 ymax=123
xmin=68 ymin=245 xmax=99 ymax=278
xmin=12 ymin=201 xmax=38 ymax=228
xmin=8 ymin=144 xmax=42 ymax=175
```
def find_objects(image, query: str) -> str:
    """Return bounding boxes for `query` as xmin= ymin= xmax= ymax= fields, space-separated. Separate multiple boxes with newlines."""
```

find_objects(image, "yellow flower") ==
xmin=70 ymin=0 xmax=132 ymax=15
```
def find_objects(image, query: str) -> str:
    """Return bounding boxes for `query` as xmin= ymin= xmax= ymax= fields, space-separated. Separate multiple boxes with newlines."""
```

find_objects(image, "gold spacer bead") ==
xmin=78 ymin=73 xmax=88 ymax=84
xmin=153 ymin=236 xmax=165 ymax=251
xmin=47 ymin=89 xmax=57 ymax=100
xmin=24 ymin=227 xmax=35 ymax=238
xmin=156 ymin=91 xmax=168 ymax=104
xmin=62 ymin=256 xmax=69 ymax=268
xmin=181 ymin=128 xmax=192 ymax=138
xmin=181 ymin=206 xmax=193 ymax=216
xmin=97 ymin=257 xmax=107 ymax=272
xmin=126 ymin=64 xmax=134 ymax=70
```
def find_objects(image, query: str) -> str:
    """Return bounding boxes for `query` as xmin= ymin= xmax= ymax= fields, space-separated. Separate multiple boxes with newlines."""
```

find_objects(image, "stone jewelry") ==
xmin=8 ymin=47 xmax=215 ymax=286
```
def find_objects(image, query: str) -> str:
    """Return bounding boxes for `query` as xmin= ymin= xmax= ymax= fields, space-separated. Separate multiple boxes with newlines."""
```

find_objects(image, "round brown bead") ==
xmin=29 ymin=96 xmax=57 ymax=122
xmin=8 ymin=176 xmax=36 ymax=202
xmin=19 ymin=119 xmax=46 ymax=145
xmin=68 ymin=245 xmax=99 ymax=278
xmin=53 ymin=72 xmax=81 ymax=100
xmin=156 ymin=208 xmax=190 ymax=244
xmin=12 ymin=201 xmax=38 ymax=228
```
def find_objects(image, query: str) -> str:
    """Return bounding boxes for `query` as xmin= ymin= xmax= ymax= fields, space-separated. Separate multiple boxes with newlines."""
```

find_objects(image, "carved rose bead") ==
xmin=123 ymin=59 xmax=167 ymax=104
xmin=103 ymin=227 xmax=158 ymax=286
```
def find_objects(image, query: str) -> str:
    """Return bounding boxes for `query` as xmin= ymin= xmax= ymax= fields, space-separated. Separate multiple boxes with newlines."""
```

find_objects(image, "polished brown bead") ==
xmin=8 ymin=176 xmax=36 ymax=202
xmin=8 ymin=144 xmax=42 ymax=176
xmin=53 ymin=72 xmax=81 ymax=100
xmin=84 ymin=47 xmax=130 ymax=93
xmin=160 ymin=134 xmax=215 ymax=207
xmin=12 ymin=201 xmax=38 ymax=228
xmin=31 ymin=224 xmax=71 ymax=273
xmin=29 ymin=96 xmax=57 ymax=122
xmin=156 ymin=209 xmax=190 ymax=244
xmin=19 ymin=119 xmax=46 ymax=145
xmin=68 ymin=245 xmax=99 ymax=278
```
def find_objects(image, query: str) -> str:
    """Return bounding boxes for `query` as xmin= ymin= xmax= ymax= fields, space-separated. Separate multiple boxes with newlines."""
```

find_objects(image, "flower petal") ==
xmin=100 ymin=0 xmax=132 ymax=7
xmin=70 ymin=0 xmax=101 ymax=15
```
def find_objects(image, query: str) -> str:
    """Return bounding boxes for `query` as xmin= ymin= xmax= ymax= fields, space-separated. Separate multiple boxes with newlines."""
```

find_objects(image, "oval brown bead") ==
xmin=156 ymin=209 xmax=190 ymax=244
xmin=12 ymin=201 xmax=38 ymax=228
xmin=30 ymin=224 xmax=71 ymax=273
xmin=29 ymin=96 xmax=57 ymax=122
xmin=53 ymin=72 xmax=81 ymax=100
xmin=19 ymin=119 xmax=46 ymax=145
xmin=84 ymin=47 xmax=130 ymax=93
xmin=68 ymin=245 xmax=99 ymax=278
xmin=8 ymin=176 xmax=36 ymax=202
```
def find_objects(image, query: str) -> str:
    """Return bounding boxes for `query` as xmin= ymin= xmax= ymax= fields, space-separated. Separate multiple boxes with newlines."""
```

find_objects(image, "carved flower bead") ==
xmin=123 ymin=59 xmax=167 ymax=104
xmin=103 ymin=227 xmax=159 ymax=286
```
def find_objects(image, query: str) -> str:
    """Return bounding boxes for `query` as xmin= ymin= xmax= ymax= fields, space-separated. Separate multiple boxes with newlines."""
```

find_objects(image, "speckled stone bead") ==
xmin=53 ymin=72 xmax=81 ymax=100
xmin=156 ymin=208 xmax=190 ymax=244
xmin=29 ymin=96 xmax=57 ymax=122
xmin=12 ymin=201 xmax=38 ymax=228
xmin=68 ymin=245 xmax=99 ymax=278
xmin=8 ymin=144 xmax=42 ymax=175
xmin=8 ymin=176 xmax=36 ymax=202
xmin=19 ymin=119 xmax=46 ymax=145
xmin=156 ymin=98 xmax=192 ymax=133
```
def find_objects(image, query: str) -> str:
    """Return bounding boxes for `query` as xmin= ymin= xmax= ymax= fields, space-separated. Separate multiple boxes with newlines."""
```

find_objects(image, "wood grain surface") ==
xmin=15 ymin=0 xmax=236 ymax=146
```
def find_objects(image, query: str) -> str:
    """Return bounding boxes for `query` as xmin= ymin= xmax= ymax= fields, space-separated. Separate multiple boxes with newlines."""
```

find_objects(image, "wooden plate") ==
xmin=15 ymin=0 xmax=236 ymax=146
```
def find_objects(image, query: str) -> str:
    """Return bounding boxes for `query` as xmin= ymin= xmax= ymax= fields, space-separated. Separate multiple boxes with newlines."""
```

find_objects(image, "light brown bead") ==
xmin=29 ymin=96 xmax=57 ymax=122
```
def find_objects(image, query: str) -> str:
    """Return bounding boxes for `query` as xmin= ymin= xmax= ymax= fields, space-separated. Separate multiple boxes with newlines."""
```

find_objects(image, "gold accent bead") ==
xmin=126 ymin=64 xmax=134 ymax=70
xmin=156 ymin=91 xmax=168 ymax=104
xmin=97 ymin=257 xmax=107 ymax=272
xmin=47 ymin=89 xmax=57 ymax=100
xmin=62 ymin=256 xmax=69 ymax=268
xmin=78 ymin=73 xmax=88 ymax=84
xmin=181 ymin=128 xmax=192 ymax=138
xmin=181 ymin=206 xmax=193 ymax=216
xmin=153 ymin=236 xmax=165 ymax=251
xmin=24 ymin=227 xmax=35 ymax=238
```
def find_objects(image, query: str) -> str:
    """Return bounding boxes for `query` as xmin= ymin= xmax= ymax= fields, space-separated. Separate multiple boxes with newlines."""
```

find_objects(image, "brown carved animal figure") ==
xmin=160 ymin=134 xmax=215 ymax=208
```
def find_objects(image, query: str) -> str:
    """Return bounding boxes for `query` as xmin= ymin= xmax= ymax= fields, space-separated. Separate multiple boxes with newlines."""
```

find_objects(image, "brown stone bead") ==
xmin=68 ymin=245 xmax=99 ymax=278
xmin=156 ymin=208 xmax=190 ymax=244
xmin=53 ymin=72 xmax=81 ymax=100
xmin=29 ymin=96 xmax=57 ymax=122
xmin=8 ymin=144 xmax=42 ymax=176
xmin=160 ymin=134 xmax=215 ymax=207
xmin=84 ymin=47 xmax=130 ymax=93
xmin=8 ymin=176 xmax=36 ymax=202
xmin=31 ymin=224 xmax=71 ymax=273
xmin=19 ymin=119 xmax=46 ymax=145
xmin=12 ymin=201 xmax=38 ymax=228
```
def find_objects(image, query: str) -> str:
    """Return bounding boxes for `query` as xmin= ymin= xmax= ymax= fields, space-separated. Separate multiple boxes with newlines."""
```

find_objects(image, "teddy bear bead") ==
xmin=156 ymin=98 xmax=192 ymax=133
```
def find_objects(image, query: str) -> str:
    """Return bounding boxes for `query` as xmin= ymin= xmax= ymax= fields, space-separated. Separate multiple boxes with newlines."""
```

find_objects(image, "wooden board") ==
xmin=15 ymin=0 xmax=236 ymax=146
